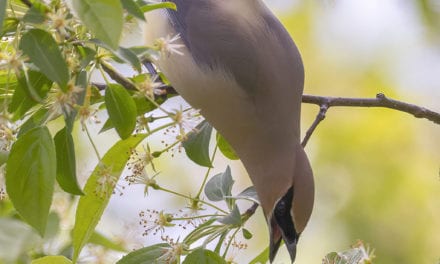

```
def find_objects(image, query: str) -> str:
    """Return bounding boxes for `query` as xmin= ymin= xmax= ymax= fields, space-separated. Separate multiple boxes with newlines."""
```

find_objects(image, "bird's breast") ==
xmin=144 ymin=8 xmax=267 ymax=150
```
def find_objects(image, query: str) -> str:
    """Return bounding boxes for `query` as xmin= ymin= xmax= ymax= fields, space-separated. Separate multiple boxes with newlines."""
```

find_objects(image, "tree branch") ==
xmin=100 ymin=61 xmax=138 ymax=91
xmin=301 ymin=104 xmax=328 ymax=147
xmin=300 ymin=93 xmax=440 ymax=147
xmin=302 ymin=93 xmax=440 ymax=125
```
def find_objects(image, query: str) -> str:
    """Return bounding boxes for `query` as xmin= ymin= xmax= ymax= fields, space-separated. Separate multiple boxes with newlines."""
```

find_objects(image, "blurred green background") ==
xmin=275 ymin=0 xmax=440 ymax=263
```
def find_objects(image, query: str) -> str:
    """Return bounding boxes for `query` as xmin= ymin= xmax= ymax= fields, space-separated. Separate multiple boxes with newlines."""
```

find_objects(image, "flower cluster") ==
xmin=0 ymin=48 xmax=22 ymax=75
xmin=94 ymin=164 xmax=124 ymax=198
xmin=159 ymin=107 xmax=202 ymax=157
xmin=78 ymin=104 xmax=101 ymax=130
xmin=135 ymin=75 xmax=164 ymax=99
xmin=224 ymin=236 xmax=248 ymax=264
xmin=139 ymin=209 xmax=175 ymax=237
xmin=0 ymin=118 xmax=16 ymax=151
xmin=46 ymin=82 xmax=84 ymax=121
xmin=125 ymin=146 xmax=159 ymax=195
xmin=157 ymin=238 xmax=188 ymax=264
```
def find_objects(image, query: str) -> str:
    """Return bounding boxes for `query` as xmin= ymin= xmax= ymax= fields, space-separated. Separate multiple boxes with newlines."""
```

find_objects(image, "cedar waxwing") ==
xmin=144 ymin=0 xmax=314 ymax=262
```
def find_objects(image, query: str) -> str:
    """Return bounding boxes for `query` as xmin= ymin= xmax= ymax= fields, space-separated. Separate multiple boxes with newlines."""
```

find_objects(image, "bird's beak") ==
xmin=269 ymin=217 xmax=283 ymax=262
xmin=269 ymin=219 xmax=299 ymax=263
xmin=284 ymin=236 xmax=298 ymax=263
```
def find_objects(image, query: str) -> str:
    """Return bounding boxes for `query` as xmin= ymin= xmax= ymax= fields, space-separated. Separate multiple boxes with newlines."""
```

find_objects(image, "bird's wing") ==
xmin=166 ymin=0 xmax=262 ymax=95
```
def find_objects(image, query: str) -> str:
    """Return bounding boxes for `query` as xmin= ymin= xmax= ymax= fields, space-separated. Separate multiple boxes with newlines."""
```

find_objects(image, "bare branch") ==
xmin=300 ymin=93 xmax=440 ymax=148
xmin=301 ymin=104 xmax=328 ymax=147
xmin=100 ymin=61 xmax=137 ymax=91
xmin=302 ymin=93 xmax=440 ymax=125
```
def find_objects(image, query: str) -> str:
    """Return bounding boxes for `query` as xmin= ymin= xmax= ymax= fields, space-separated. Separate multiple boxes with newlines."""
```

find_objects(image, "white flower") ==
xmin=138 ymin=209 xmax=175 ymax=236
xmin=0 ymin=117 xmax=16 ymax=151
xmin=0 ymin=48 xmax=22 ymax=75
xmin=46 ymin=82 xmax=84 ymax=120
xmin=94 ymin=163 xmax=124 ymax=197
xmin=154 ymin=34 xmax=185 ymax=57
xmin=170 ymin=107 xmax=202 ymax=142
xmin=157 ymin=241 xmax=187 ymax=264
xmin=136 ymin=75 xmax=163 ymax=99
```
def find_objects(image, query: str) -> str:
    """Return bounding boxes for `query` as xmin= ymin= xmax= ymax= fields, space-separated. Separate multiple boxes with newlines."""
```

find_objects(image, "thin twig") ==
xmin=240 ymin=202 xmax=260 ymax=224
xmin=100 ymin=61 xmax=138 ymax=91
xmin=302 ymin=93 xmax=440 ymax=125
xmin=243 ymin=202 xmax=259 ymax=218
xmin=92 ymin=83 xmax=107 ymax=91
xmin=301 ymin=103 xmax=329 ymax=147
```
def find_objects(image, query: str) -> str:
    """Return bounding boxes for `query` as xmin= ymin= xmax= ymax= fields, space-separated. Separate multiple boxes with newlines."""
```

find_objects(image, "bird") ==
xmin=144 ymin=0 xmax=314 ymax=262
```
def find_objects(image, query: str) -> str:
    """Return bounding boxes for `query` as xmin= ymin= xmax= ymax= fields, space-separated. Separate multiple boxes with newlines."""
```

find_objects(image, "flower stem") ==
xmin=84 ymin=123 xmax=101 ymax=160
xmin=222 ymin=227 xmax=240 ymax=258
xmin=172 ymin=214 xmax=225 ymax=221
xmin=158 ymin=186 xmax=228 ymax=214
xmin=195 ymin=145 xmax=218 ymax=200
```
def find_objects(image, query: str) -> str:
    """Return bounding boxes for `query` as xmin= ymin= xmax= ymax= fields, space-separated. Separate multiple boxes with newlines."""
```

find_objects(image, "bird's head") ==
xmin=266 ymin=146 xmax=314 ymax=263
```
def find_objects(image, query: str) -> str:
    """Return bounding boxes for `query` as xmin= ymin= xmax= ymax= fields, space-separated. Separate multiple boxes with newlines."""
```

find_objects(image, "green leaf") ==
xmin=90 ymin=40 xmax=142 ymax=73
xmin=73 ymin=0 xmax=123 ymax=49
xmin=18 ymin=108 xmax=48 ymax=137
xmin=121 ymin=0 xmax=145 ymax=21
xmin=99 ymin=118 xmax=113 ymax=134
xmin=19 ymin=29 xmax=70 ymax=90
xmin=182 ymin=248 xmax=226 ymax=264
xmin=54 ymin=127 xmax=84 ymax=195
xmin=133 ymin=96 xmax=159 ymax=115
xmin=229 ymin=186 xmax=259 ymax=204
xmin=31 ymin=256 xmax=72 ymax=264
xmin=105 ymin=84 xmax=137 ymax=139
xmin=5 ymin=126 xmax=56 ymax=236
xmin=117 ymin=46 xmax=142 ymax=73
xmin=242 ymin=228 xmax=253 ymax=240
xmin=216 ymin=132 xmax=239 ymax=160
xmin=0 ymin=218 xmax=41 ymax=262
xmin=249 ymin=246 xmax=269 ymax=264
xmin=89 ymin=231 xmax=126 ymax=252
xmin=23 ymin=5 xmax=47 ymax=24
xmin=75 ymin=45 xmax=97 ymax=69
xmin=22 ymin=69 xmax=53 ymax=102
xmin=140 ymin=2 xmax=177 ymax=13
xmin=9 ymin=70 xmax=52 ymax=121
xmin=183 ymin=121 xmax=213 ymax=167
xmin=204 ymin=166 xmax=234 ymax=203
xmin=0 ymin=0 xmax=6 ymax=30
xmin=183 ymin=218 xmax=217 ymax=246
xmin=217 ymin=205 xmax=241 ymax=226
xmin=72 ymin=134 xmax=147 ymax=262
xmin=1 ymin=17 xmax=19 ymax=37
xmin=117 ymin=243 xmax=171 ymax=264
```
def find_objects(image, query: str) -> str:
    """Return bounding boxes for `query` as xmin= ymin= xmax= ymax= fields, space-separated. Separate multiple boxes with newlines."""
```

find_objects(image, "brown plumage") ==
xmin=144 ymin=1 xmax=314 ymax=262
